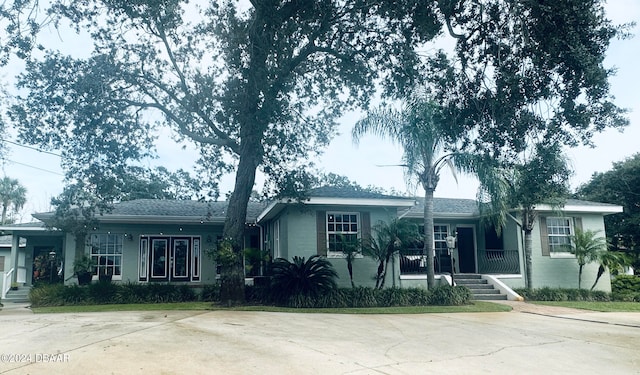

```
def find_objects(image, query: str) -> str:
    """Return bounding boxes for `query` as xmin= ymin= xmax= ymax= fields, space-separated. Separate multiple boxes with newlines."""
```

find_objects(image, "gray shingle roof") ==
xmin=307 ymin=186 xmax=407 ymax=200
xmin=402 ymin=197 xmax=480 ymax=217
xmin=108 ymin=199 xmax=266 ymax=221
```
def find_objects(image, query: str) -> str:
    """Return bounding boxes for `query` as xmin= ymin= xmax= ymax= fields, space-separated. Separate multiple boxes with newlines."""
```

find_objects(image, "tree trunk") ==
xmin=524 ymin=229 xmax=533 ymax=290
xmin=348 ymin=259 xmax=354 ymax=288
xmin=375 ymin=260 xmax=384 ymax=289
xmin=590 ymin=265 xmax=605 ymax=291
xmin=220 ymin=140 xmax=261 ymax=305
xmin=1 ymin=205 xmax=7 ymax=225
xmin=424 ymin=188 xmax=435 ymax=289
xmin=578 ymin=264 xmax=583 ymax=289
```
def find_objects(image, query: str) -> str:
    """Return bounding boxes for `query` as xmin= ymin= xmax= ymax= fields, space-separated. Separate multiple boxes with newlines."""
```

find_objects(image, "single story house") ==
xmin=0 ymin=187 xmax=623 ymax=300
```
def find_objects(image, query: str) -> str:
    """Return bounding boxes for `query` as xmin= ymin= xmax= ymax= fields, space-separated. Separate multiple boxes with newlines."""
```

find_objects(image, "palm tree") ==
xmin=569 ymin=228 xmax=607 ymax=289
xmin=0 ymin=177 xmax=27 ymax=224
xmin=353 ymin=95 xmax=481 ymax=288
xmin=477 ymin=142 xmax=571 ymax=290
xmin=590 ymin=250 xmax=629 ymax=291
xmin=363 ymin=219 xmax=420 ymax=289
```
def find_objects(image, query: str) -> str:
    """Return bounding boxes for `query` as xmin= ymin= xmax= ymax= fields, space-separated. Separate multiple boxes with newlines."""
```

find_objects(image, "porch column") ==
xmin=10 ymin=234 xmax=19 ymax=284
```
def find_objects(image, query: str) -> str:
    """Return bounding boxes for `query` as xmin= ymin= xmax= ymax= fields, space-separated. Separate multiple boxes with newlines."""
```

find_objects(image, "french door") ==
xmin=141 ymin=236 xmax=200 ymax=282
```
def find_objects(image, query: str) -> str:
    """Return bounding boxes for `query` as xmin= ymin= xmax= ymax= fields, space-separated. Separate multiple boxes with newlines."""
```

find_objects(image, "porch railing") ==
xmin=1 ymin=267 xmax=15 ymax=299
xmin=399 ymin=249 xmax=452 ymax=275
xmin=400 ymin=249 xmax=520 ymax=275
xmin=477 ymin=249 xmax=520 ymax=274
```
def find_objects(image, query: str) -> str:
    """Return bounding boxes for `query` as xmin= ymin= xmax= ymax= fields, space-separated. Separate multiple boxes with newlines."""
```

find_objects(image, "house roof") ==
xmin=33 ymin=199 xmax=267 ymax=225
xmin=535 ymin=199 xmax=622 ymax=214
xmin=256 ymin=186 xmax=416 ymax=222
xmin=306 ymin=186 xmax=404 ymax=200
xmin=20 ymin=193 xmax=623 ymax=229
xmin=401 ymin=197 xmax=480 ymax=219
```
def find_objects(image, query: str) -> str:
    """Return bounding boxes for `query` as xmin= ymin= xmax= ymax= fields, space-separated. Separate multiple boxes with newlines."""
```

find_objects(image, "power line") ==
xmin=4 ymin=158 xmax=64 ymax=176
xmin=1 ymin=138 xmax=62 ymax=157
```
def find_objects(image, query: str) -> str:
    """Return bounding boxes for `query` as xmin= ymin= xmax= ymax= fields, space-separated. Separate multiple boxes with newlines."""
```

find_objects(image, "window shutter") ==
xmin=540 ymin=216 xmax=550 ymax=256
xmin=316 ymin=211 xmax=327 ymax=256
xmin=361 ymin=212 xmax=371 ymax=242
xmin=574 ymin=217 xmax=583 ymax=232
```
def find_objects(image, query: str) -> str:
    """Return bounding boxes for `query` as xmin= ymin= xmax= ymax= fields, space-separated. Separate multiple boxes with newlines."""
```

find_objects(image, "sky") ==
xmin=2 ymin=1 xmax=639 ymax=222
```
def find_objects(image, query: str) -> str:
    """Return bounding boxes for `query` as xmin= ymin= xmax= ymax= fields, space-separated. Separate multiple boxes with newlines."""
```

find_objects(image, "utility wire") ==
xmin=1 ymin=138 xmax=62 ymax=157
xmin=4 ymin=158 xmax=64 ymax=175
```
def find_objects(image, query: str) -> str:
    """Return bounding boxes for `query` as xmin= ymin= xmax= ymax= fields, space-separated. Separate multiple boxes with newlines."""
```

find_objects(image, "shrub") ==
xmin=29 ymin=284 xmax=65 ymax=307
xmin=515 ymin=287 xmax=612 ymax=302
xmin=345 ymin=286 xmax=377 ymax=308
xmin=270 ymin=255 xmax=338 ymax=305
xmin=376 ymin=287 xmax=410 ymax=307
xmin=429 ymin=285 xmax=472 ymax=306
xmin=60 ymin=284 xmax=89 ymax=305
xmin=88 ymin=281 xmax=119 ymax=304
xmin=612 ymin=275 xmax=640 ymax=294
xmin=200 ymin=284 xmax=220 ymax=302
xmin=315 ymin=289 xmax=349 ymax=308
xmin=406 ymin=288 xmax=431 ymax=306
xmin=116 ymin=282 xmax=150 ymax=304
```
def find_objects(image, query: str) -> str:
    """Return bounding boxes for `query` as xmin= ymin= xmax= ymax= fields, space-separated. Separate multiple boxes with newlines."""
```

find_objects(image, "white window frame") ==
xmin=89 ymin=233 xmax=123 ymax=280
xmin=326 ymin=212 xmax=361 ymax=258
xmin=547 ymin=217 xmax=575 ymax=258
xmin=274 ymin=220 xmax=281 ymax=259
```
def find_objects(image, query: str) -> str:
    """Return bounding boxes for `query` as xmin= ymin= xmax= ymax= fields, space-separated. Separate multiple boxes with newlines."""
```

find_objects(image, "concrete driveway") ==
xmin=0 ymin=302 xmax=639 ymax=374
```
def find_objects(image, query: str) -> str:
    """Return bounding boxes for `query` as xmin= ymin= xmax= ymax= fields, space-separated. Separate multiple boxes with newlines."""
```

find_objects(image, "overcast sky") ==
xmin=2 ymin=1 xmax=639 ymax=222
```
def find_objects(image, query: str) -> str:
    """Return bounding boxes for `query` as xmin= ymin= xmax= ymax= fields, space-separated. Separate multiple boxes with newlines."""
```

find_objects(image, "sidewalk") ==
xmin=0 ymin=302 xmax=33 ymax=315
xmin=493 ymin=300 xmax=640 ymax=328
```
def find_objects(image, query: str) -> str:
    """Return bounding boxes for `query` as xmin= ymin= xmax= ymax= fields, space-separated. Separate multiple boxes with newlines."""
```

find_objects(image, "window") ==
xmin=547 ymin=217 xmax=573 ymax=254
xmin=434 ymin=225 xmax=449 ymax=253
xmin=90 ymin=234 xmax=123 ymax=279
xmin=327 ymin=212 xmax=359 ymax=256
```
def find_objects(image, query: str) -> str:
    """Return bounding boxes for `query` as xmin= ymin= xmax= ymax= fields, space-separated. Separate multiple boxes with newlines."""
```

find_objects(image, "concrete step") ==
xmin=3 ymin=286 xmax=31 ymax=303
xmin=469 ymin=288 xmax=501 ymax=294
xmin=456 ymin=279 xmax=488 ymax=285
xmin=474 ymin=294 xmax=508 ymax=301
xmin=464 ymin=284 xmax=494 ymax=289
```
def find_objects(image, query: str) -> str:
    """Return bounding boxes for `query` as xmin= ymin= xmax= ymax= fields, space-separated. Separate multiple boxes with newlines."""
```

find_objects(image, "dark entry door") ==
xmin=457 ymin=227 xmax=476 ymax=273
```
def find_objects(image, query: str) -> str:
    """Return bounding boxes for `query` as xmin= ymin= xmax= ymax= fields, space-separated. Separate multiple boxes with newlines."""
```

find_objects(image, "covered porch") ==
xmin=0 ymin=223 xmax=65 ymax=299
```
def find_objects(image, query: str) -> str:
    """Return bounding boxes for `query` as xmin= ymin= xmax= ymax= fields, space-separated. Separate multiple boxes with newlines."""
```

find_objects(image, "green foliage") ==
xmin=363 ymin=218 xmax=421 ymax=289
xmin=345 ymin=287 xmax=378 ymax=308
xmin=72 ymin=254 xmax=95 ymax=275
xmin=0 ymin=176 xmax=27 ymax=225
xmin=427 ymin=285 xmax=472 ymax=306
xmin=569 ymin=228 xmax=607 ymax=289
xmin=200 ymin=284 xmax=220 ymax=302
xmin=270 ymin=256 xmax=338 ymax=305
xmin=575 ymin=154 xmax=640 ymax=272
xmin=29 ymin=284 xmax=66 ymax=307
xmin=29 ymin=282 xmax=203 ymax=307
xmin=611 ymin=275 xmax=640 ymax=302
xmin=514 ymin=287 xmax=612 ymax=302
xmin=376 ymin=287 xmax=411 ymax=307
xmin=87 ymin=281 xmax=119 ymax=304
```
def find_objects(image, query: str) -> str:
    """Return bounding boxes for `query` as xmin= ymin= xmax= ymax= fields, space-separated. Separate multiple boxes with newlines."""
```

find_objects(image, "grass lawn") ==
xmin=30 ymin=301 xmax=511 ymax=314
xmin=531 ymin=301 xmax=640 ymax=312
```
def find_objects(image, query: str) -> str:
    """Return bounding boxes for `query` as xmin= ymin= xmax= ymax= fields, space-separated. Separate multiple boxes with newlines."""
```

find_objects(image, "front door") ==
xmin=149 ymin=237 xmax=191 ymax=282
xmin=457 ymin=227 xmax=476 ymax=273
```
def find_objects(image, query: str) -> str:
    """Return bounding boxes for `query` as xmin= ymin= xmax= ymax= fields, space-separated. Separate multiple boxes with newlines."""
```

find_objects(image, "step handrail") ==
xmin=2 ymin=268 xmax=15 ymax=299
